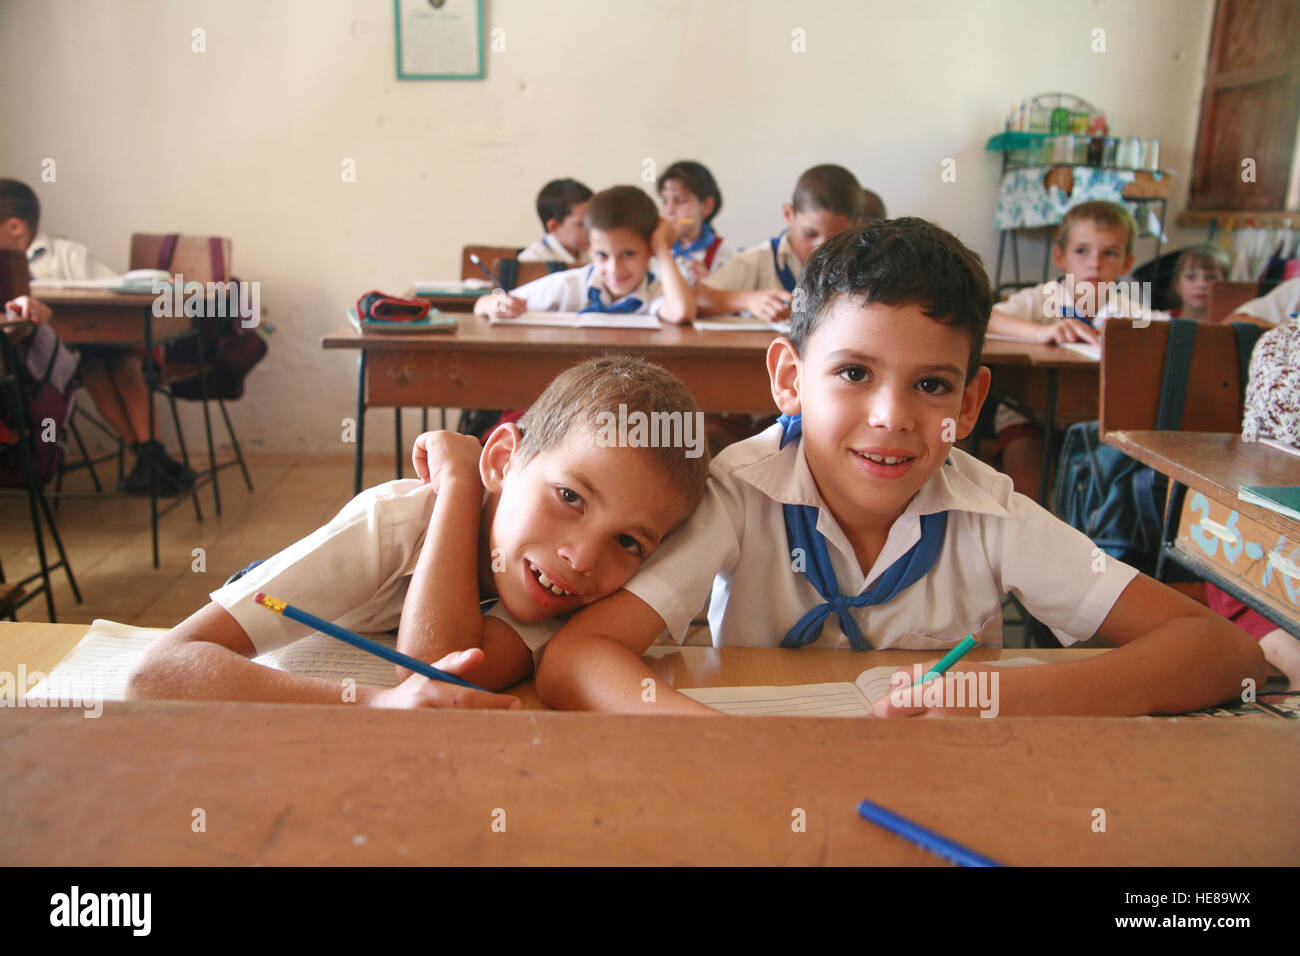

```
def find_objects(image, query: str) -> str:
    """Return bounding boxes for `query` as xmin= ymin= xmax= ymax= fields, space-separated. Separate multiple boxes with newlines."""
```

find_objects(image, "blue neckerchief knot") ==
xmin=672 ymin=222 xmax=716 ymax=258
xmin=776 ymin=413 xmax=948 ymax=650
xmin=769 ymin=235 xmax=798 ymax=293
xmin=579 ymin=266 xmax=644 ymax=314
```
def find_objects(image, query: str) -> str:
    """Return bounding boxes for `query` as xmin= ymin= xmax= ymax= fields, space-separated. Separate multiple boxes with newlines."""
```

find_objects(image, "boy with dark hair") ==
xmin=476 ymin=185 xmax=695 ymax=323
xmin=0 ymin=177 xmax=196 ymax=494
xmin=532 ymin=219 xmax=1265 ymax=717
xmin=657 ymin=160 xmax=733 ymax=284
xmin=696 ymin=163 xmax=862 ymax=321
xmin=129 ymin=356 xmax=709 ymax=706
xmin=517 ymin=178 xmax=593 ymax=265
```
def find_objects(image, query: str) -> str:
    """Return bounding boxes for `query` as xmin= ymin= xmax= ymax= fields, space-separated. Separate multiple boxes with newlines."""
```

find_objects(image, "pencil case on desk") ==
xmin=355 ymin=290 xmax=431 ymax=321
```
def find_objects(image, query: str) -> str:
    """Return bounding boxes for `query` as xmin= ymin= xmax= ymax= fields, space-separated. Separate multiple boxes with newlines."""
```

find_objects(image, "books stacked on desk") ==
xmin=347 ymin=308 xmax=457 ymax=334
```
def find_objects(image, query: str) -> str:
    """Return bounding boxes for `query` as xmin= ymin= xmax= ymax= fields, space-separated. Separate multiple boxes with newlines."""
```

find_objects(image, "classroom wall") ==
xmin=0 ymin=0 xmax=1217 ymax=459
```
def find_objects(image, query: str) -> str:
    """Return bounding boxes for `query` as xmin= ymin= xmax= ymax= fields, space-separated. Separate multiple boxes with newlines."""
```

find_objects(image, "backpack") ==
xmin=0 ymin=324 xmax=80 ymax=486
xmin=1051 ymin=319 xmax=1263 ymax=577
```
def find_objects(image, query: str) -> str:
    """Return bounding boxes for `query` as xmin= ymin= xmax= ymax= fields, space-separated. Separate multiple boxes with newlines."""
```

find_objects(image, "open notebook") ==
xmin=22 ymin=620 xmax=401 ymax=703
xmin=679 ymin=657 xmax=1045 ymax=717
xmin=488 ymin=311 xmax=660 ymax=330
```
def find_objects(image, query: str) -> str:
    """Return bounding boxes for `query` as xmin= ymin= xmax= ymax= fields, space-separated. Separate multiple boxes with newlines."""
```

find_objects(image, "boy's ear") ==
xmin=544 ymin=218 xmax=561 ymax=235
xmin=480 ymin=423 xmax=522 ymax=492
xmin=1051 ymin=243 xmax=1067 ymax=273
xmin=766 ymin=337 xmax=803 ymax=417
xmin=954 ymin=366 xmax=992 ymax=441
xmin=781 ymin=202 xmax=796 ymax=228
xmin=700 ymin=197 xmax=716 ymax=220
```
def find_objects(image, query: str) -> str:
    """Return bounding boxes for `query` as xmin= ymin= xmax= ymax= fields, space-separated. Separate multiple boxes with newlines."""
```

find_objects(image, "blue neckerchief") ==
xmin=769 ymin=235 xmax=797 ymax=292
xmin=579 ymin=264 xmax=646 ymax=314
xmin=1055 ymin=276 xmax=1096 ymax=327
xmin=776 ymin=413 xmax=948 ymax=650
xmin=672 ymin=222 xmax=716 ymax=258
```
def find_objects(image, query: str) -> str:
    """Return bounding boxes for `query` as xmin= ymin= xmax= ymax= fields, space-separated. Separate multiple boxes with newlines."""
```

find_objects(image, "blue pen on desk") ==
xmin=857 ymin=799 xmax=1004 ymax=867
xmin=254 ymin=592 xmax=488 ymax=691
xmin=468 ymin=253 xmax=505 ymax=294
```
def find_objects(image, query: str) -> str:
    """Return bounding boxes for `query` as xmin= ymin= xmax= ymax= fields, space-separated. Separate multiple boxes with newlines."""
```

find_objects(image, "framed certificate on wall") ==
xmin=394 ymin=0 xmax=484 ymax=80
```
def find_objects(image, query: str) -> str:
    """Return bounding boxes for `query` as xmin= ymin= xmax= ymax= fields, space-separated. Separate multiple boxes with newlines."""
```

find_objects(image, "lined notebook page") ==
xmin=680 ymin=657 xmax=1045 ymax=717
xmin=22 ymin=620 xmax=400 ymax=702
xmin=489 ymin=312 xmax=661 ymax=330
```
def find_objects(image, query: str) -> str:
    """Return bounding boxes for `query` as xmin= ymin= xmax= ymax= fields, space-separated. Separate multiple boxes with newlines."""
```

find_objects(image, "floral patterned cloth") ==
xmin=994 ymin=167 xmax=1163 ymax=238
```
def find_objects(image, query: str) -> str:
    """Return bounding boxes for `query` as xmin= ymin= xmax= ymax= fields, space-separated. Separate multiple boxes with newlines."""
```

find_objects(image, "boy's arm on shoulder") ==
xmin=535 ymin=590 xmax=716 ymax=714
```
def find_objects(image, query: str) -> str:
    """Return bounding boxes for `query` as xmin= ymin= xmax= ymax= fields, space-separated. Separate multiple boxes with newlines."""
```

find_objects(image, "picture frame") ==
xmin=394 ymin=0 xmax=484 ymax=81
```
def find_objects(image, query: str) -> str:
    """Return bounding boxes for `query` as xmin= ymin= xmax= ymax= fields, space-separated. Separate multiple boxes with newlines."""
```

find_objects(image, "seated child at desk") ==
xmin=0 ymin=177 xmax=196 ymax=495
xmin=517 ymin=178 xmax=593 ymax=265
xmin=475 ymin=185 xmax=695 ymax=324
xmin=696 ymin=164 xmax=863 ymax=321
xmin=525 ymin=219 xmax=1265 ymax=717
xmin=127 ymin=356 xmax=709 ymax=708
xmin=1167 ymin=244 xmax=1228 ymax=321
xmin=657 ymin=160 xmax=733 ymax=285
xmin=987 ymin=200 xmax=1169 ymax=496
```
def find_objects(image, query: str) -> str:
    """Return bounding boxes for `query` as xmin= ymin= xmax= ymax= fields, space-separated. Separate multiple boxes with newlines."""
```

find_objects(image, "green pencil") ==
xmin=913 ymin=634 xmax=979 ymax=688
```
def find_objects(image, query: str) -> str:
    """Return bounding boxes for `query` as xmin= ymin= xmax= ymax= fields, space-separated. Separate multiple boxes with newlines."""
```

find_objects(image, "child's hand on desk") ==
xmin=1036 ymin=318 xmax=1099 ymax=346
xmin=475 ymin=290 xmax=526 ymax=319
xmin=744 ymin=289 xmax=792 ymax=322
xmin=872 ymin=661 xmax=1007 ymax=718
xmin=367 ymin=648 xmax=521 ymax=710
xmin=412 ymin=429 xmax=484 ymax=489
xmin=4 ymin=295 xmax=51 ymax=325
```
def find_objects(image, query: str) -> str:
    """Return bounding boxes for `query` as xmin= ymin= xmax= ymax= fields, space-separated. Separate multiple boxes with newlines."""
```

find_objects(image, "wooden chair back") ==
xmin=1100 ymin=318 xmax=1252 ymax=438
xmin=1208 ymin=280 xmax=1259 ymax=322
xmin=130 ymin=234 xmax=233 ymax=282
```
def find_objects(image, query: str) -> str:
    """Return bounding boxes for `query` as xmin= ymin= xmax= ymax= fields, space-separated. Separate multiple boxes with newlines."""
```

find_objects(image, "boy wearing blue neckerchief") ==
xmin=475 ymin=185 xmax=695 ymax=324
xmin=534 ymin=219 xmax=1266 ymax=717
xmin=657 ymin=160 xmax=734 ymax=286
xmin=696 ymin=164 xmax=862 ymax=322
xmin=517 ymin=178 xmax=592 ymax=266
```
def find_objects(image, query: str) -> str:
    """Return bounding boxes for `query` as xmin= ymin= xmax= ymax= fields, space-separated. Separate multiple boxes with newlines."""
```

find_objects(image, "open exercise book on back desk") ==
xmin=489 ymin=312 xmax=660 ymax=330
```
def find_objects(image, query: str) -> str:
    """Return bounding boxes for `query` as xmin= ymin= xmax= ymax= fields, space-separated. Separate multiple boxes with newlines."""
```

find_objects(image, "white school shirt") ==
xmin=517 ymin=234 xmax=585 ymax=265
xmin=1234 ymin=278 xmax=1298 ymax=326
xmin=211 ymin=479 xmax=558 ymax=663
xmin=26 ymin=233 xmax=117 ymax=282
xmin=701 ymin=232 xmax=801 ymax=292
xmin=624 ymin=424 xmax=1139 ymax=650
xmin=995 ymin=279 xmax=1170 ymax=327
xmin=671 ymin=229 xmax=735 ymax=286
xmin=994 ymin=278 xmax=1171 ymax=432
xmin=512 ymin=264 xmax=666 ymax=317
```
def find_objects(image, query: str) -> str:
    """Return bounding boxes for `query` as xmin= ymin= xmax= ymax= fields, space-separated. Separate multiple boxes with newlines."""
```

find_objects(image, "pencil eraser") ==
xmin=254 ymin=592 xmax=267 ymax=606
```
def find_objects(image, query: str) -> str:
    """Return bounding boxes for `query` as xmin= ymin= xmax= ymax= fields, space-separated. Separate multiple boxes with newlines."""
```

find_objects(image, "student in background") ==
xmin=476 ymin=185 xmax=695 ymax=324
xmin=657 ymin=160 xmax=733 ymax=285
xmin=1229 ymin=277 xmax=1300 ymax=327
xmin=986 ymin=200 xmax=1168 ymax=497
xmin=696 ymin=164 xmax=863 ymax=321
xmin=129 ymin=356 xmax=710 ymax=706
xmin=517 ymin=178 xmax=593 ymax=265
xmin=530 ymin=219 xmax=1265 ymax=717
xmin=859 ymin=188 xmax=887 ymax=223
xmin=0 ymin=178 xmax=195 ymax=494
xmin=1168 ymin=244 xmax=1229 ymax=320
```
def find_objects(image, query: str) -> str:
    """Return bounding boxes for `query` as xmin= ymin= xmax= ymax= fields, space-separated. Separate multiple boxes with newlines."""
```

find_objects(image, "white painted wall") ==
xmin=0 ymin=0 xmax=1217 ymax=459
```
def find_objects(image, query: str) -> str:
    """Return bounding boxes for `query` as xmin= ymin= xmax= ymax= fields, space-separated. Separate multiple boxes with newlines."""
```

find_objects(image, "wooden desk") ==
xmin=1105 ymin=430 xmax=1300 ymax=636
xmin=2 ymin=622 xmax=1296 ymax=866
xmin=322 ymin=318 xmax=1098 ymax=494
xmin=37 ymin=289 xmax=205 ymax=568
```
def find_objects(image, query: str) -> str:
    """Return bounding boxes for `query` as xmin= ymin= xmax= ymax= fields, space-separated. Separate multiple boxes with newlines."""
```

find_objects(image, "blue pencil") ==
xmin=255 ymin=592 xmax=488 ymax=692
xmin=857 ymin=799 xmax=1004 ymax=867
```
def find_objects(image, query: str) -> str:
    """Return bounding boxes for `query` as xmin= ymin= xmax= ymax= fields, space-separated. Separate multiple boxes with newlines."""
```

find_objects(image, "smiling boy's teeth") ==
xmin=530 ymin=562 xmax=570 ymax=597
xmin=863 ymin=453 xmax=907 ymax=464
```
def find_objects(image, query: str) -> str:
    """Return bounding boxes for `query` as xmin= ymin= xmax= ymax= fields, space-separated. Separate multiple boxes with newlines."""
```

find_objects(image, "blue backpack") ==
xmin=1051 ymin=320 xmax=1262 ymax=577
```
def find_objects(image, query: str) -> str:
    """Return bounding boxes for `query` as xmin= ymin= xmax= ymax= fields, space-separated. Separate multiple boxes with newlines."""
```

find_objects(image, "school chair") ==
xmin=0 ymin=322 xmax=82 ymax=622
xmin=1208 ymin=280 xmax=1263 ymax=323
xmin=129 ymin=232 xmax=257 ymax=515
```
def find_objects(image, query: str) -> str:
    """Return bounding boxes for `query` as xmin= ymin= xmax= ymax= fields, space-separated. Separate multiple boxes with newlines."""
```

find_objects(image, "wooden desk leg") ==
xmin=353 ymin=352 xmax=367 ymax=497
xmin=1036 ymin=368 xmax=1058 ymax=505
xmin=394 ymin=412 xmax=403 ymax=481
xmin=145 ymin=312 xmax=159 ymax=569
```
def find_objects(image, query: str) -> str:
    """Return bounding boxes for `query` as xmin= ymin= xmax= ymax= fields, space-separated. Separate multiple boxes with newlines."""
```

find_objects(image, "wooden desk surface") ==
xmin=2 ymin=622 xmax=1294 ymax=866
xmin=1105 ymin=431 xmax=1300 ymax=538
xmin=39 ymin=288 xmax=193 ymax=346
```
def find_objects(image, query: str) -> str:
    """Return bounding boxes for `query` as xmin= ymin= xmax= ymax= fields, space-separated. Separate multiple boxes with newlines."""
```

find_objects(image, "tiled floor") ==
xmin=1 ymin=456 xmax=406 ymax=628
